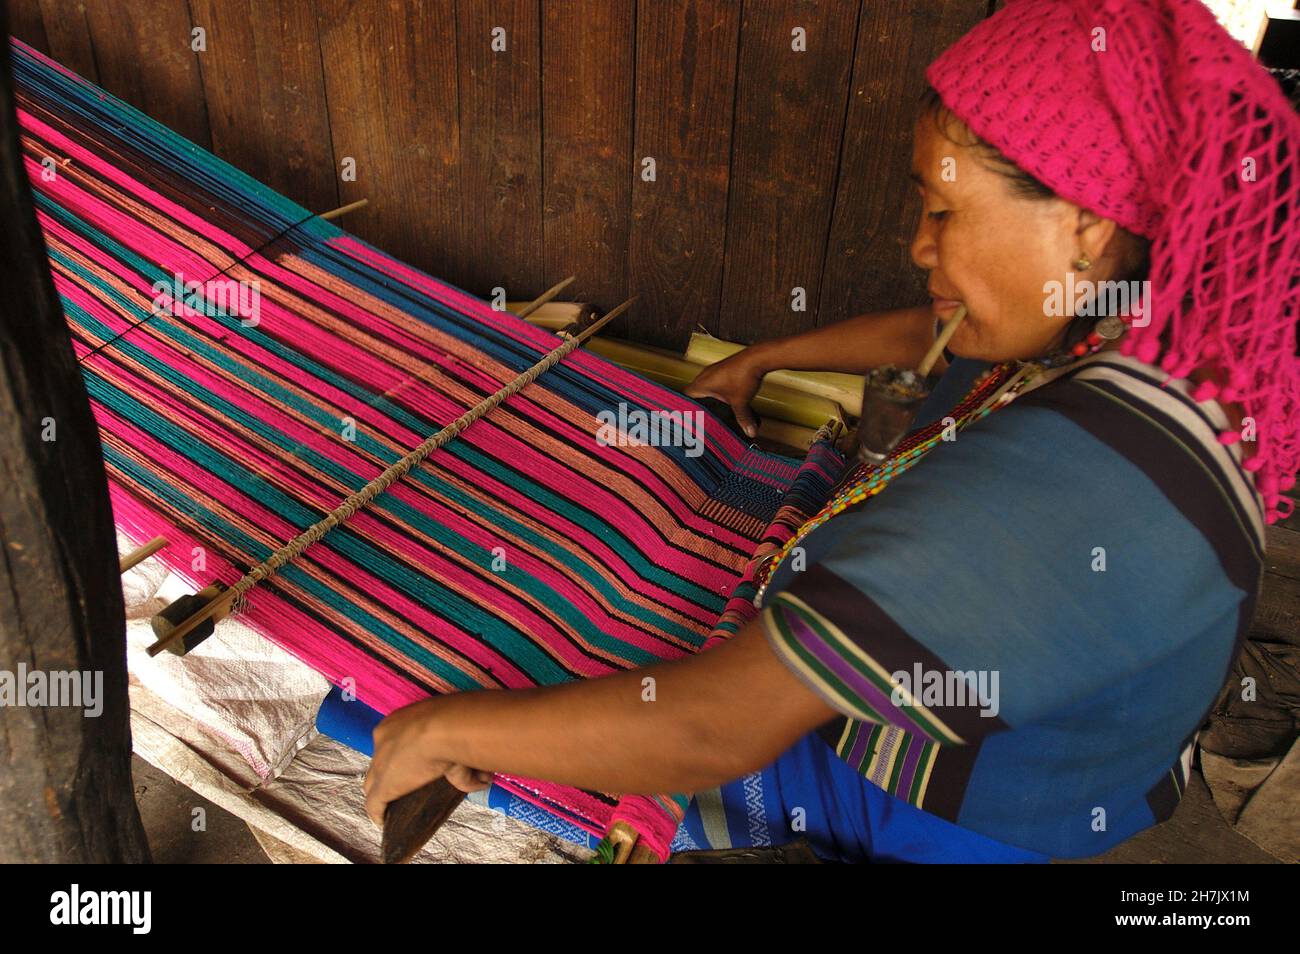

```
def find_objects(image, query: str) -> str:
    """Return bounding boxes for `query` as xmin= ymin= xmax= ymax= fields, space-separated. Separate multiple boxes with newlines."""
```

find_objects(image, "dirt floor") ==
xmin=133 ymin=756 xmax=270 ymax=864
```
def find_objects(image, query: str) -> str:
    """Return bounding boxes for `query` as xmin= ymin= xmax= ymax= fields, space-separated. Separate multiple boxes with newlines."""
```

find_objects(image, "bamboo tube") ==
xmin=506 ymin=300 xmax=593 ymax=331
xmin=585 ymin=337 xmax=843 ymax=431
xmin=685 ymin=333 xmax=866 ymax=418
xmin=755 ymin=418 xmax=822 ymax=453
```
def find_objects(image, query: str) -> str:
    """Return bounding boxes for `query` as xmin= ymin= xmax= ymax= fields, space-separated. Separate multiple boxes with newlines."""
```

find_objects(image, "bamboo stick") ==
xmin=918 ymin=305 xmax=966 ymax=378
xmin=319 ymin=197 xmax=369 ymax=221
xmin=584 ymin=337 xmax=843 ymax=431
xmin=119 ymin=536 xmax=167 ymax=574
xmin=684 ymin=333 xmax=867 ymax=418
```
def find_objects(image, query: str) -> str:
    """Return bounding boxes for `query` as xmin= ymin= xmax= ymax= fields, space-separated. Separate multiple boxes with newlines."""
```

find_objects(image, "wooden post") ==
xmin=0 ymin=16 xmax=150 ymax=862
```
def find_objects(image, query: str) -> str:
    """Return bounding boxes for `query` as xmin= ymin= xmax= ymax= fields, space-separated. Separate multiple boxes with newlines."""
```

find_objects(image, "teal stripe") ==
xmin=90 ymin=372 xmax=575 ymax=681
xmin=102 ymin=444 xmax=480 ymax=687
xmin=55 ymin=241 xmax=732 ymax=623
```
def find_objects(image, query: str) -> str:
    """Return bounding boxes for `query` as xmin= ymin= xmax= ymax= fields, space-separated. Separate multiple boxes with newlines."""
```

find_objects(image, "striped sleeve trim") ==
xmin=760 ymin=567 xmax=1009 ymax=744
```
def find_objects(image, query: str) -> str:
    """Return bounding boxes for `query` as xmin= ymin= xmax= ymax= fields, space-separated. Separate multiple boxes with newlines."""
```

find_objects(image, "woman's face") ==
xmin=909 ymin=113 xmax=1095 ymax=362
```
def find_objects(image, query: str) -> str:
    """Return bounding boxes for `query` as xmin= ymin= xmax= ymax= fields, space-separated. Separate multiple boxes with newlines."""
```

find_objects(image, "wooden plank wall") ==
xmin=6 ymin=0 xmax=991 ymax=348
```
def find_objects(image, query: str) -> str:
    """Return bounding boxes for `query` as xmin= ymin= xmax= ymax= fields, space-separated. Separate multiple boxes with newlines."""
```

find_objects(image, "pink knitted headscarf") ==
xmin=927 ymin=0 xmax=1300 ymax=524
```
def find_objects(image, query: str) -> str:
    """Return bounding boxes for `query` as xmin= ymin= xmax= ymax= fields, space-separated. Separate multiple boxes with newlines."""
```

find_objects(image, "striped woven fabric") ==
xmin=12 ymin=39 xmax=840 ymax=854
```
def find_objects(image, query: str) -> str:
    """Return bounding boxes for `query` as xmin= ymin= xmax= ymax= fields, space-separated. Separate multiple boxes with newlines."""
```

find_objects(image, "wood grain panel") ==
xmin=316 ymin=0 xmax=461 ymax=279
xmin=82 ymin=0 xmax=210 ymax=147
xmin=189 ymin=0 xmax=338 ymax=214
xmin=627 ymin=0 xmax=740 ymax=349
xmin=717 ymin=0 xmax=860 ymax=344
xmin=817 ymin=0 xmax=985 ymax=327
xmin=6 ymin=0 xmax=49 ymax=53
xmin=455 ymin=0 xmax=542 ymax=299
xmin=541 ymin=0 xmax=635 ymax=321
xmin=36 ymin=0 xmax=98 ymax=82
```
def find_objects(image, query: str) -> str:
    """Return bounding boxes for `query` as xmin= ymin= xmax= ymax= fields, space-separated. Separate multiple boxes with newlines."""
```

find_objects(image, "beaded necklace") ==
xmin=751 ymin=314 xmax=1129 ymax=607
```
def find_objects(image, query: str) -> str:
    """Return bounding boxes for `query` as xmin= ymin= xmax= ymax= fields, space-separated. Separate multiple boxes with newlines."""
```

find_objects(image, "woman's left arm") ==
xmin=363 ymin=617 xmax=837 ymax=824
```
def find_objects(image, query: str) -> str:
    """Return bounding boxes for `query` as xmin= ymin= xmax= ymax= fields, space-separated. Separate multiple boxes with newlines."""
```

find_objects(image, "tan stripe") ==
xmin=1073 ymin=358 xmax=1264 ymax=543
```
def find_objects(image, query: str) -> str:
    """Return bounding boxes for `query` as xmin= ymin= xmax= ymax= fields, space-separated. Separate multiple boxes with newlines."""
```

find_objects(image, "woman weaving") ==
xmin=365 ymin=0 xmax=1299 ymax=862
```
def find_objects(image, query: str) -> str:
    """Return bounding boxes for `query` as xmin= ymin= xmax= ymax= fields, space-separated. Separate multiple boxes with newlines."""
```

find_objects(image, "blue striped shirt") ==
xmin=760 ymin=353 xmax=1265 ymax=857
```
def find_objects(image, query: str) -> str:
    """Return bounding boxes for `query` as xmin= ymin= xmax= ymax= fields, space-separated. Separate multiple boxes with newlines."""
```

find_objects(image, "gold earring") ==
xmin=1074 ymin=253 xmax=1092 ymax=272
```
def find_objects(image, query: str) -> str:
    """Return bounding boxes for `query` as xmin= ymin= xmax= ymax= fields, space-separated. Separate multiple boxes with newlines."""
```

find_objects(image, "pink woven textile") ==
xmin=927 ymin=0 xmax=1300 ymax=522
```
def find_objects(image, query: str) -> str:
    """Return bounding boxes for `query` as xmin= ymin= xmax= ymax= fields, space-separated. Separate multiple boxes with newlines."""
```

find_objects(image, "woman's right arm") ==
xmin=685 ymin=304 xmax=944 ymax=437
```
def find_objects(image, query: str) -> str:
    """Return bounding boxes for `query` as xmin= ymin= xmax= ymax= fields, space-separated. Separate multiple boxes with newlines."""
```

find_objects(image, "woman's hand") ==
xmin=360 ymin=619 xmax=836 ymax=805
xmin=363 ymin=698 xmax=491 ymax=825
xmin=684 ymin=349 xmax=767 ymax=438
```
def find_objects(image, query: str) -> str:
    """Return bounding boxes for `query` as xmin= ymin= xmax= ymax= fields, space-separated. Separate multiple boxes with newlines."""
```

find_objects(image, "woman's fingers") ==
xmin=445 ymin=763 xmax=493 ymax=793
xmin=682 ymin=377 xmax=719 ymax=401
xmin=364 ymin=698 xmax=457 ymax=823
xmin=730 ymin=401 xmax=759 ymax=439
xmin=685 ymin=360 xmax=761 ymax=438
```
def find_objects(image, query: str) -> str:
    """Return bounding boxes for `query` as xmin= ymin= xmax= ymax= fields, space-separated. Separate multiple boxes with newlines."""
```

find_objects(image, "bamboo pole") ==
xmin=506 ymin=276 xmax=577 ymax=321
xmin=684 ymin=333 xmax=867 ymax=418
xmin=507 ymin=299 xmax=593 ymax=331
xmin=118 ymin=536 xmax=167 ymax=574
xmin=584 ymin=336 xmax=843 ymax=431
xmin=754 ymin=418 xmax=823 ymax=452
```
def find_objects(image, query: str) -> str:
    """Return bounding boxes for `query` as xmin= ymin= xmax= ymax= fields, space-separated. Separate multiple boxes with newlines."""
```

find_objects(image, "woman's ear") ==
xmin=1076 ymin=209 xmax=1120 ymax=272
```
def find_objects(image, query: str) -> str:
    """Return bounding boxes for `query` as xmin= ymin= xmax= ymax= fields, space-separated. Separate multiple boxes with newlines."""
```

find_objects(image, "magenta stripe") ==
xmin=781 ymin=606 xmax=934 ymax=740
xmin=97 ymin=401 xmax=534 ymax=689
xmin=20 ymin=110 xmax=271 ymax=265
